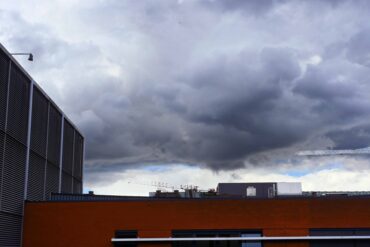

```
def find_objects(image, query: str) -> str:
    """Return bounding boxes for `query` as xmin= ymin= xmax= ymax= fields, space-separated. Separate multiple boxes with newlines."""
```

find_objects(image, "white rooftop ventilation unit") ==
xmin=277 ymin=182 xmax=302 ymax=195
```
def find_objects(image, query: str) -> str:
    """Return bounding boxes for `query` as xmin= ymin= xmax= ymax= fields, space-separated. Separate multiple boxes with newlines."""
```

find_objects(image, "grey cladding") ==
xmin=45 ymin=162 xmax=60 ymax=200
xmin=30 ymin=87 xmax=48 ymax=157
xmin=0 ymin=132 xmax=3 ymax=193
xmin=0 ymin=50 xmax=9 ymax=130
xmin=0 ymin=43 xmax=84 ymax=246
xmin=62 ymin=120 xmax=74 ymax=175
xmin=0 ymin=212 xmax=22 ymax=247
xmin=27 ymin=152 xmax=46 ymax=201
xmin=47 ymin=105 xmax=62 ymax=166
xmin=1 ymin=136 xmax=27 ymax=215
xmin=73 ymin=178 xmax=82 ymax=194
xmin=61 ymin=171 xmax=73 ymax=193
xmin=73 ymin=132 xmax=83 ymax=180
xmin=6 ymin=65 xmax=30 ymax=145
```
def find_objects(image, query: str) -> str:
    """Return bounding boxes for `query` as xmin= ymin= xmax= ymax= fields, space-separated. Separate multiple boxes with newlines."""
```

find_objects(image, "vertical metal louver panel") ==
xmin=1 ymin=135 xmax=26 ymax=215
xmin=0 ymin=212 xmax=22 ymax=247
xmin=73 ymin=132 xmax=83 ymax=180
xmin=0 ymin=50 xmax=9 ymax=131
xmin=47 ymin=104 xmax=61 ymax=166
xmin=30 ymin=87 xmax=48 ymax=157
xmin=72 ymin=178 xmax=82 ymax=194
xmin=62 ymin=120 xmax=74 ymax=174
xmin=61 ymin=171 xmax=73 ymax=193
xmin=44 ymin=162 xmax=60 ymax=200
xmin=6 ymin=64 xmax=30 ymax=145
xmin=0 ymin=131 xmax=4 ymax=202
xmin=27 ymin=151 xmax=46 ymax=201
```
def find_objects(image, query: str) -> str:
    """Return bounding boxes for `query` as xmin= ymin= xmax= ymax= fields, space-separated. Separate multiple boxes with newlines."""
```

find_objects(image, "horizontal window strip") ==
xmin=111 ymin=236 xmax=370 ymax=242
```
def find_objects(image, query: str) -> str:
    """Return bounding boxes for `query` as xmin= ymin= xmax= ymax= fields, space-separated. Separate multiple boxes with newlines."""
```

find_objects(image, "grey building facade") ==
xmin=217 ymin=182 xmax=302 ymax=198
xmin=0 ymin=43 xmax=84 ymax=246
xmin=217 ymin=182 xmax=276 ymax=198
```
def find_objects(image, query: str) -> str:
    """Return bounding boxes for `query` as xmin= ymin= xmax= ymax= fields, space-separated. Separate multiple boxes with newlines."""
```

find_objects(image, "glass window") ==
xmin=241 ymin=233 xmax=261 ymax=247
xmin=114 ymin=230 xmax=137 ymax=247
xmin=172 ymin=230 xmax=262 ymax=247
xmin=310 ymin=229 xmax=370 ymax=247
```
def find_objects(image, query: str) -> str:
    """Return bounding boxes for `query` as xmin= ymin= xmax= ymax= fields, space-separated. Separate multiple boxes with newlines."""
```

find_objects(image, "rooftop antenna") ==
xmin=128 ymin=181 xmax=177 ymax=191
xmin=128 ymin=181 xmax=200 ymax=191
xmin=180 ymin=184 xmax=199 ymax=190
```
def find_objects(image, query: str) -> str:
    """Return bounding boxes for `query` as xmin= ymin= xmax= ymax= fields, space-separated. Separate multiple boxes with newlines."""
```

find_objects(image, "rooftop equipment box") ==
xmin=276 ymin=182 xmax=302 ymax=195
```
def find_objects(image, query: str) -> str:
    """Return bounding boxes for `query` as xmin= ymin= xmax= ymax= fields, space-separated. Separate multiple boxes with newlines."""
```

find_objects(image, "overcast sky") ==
xmin=2 ymin=0 xmax=370 ymax=195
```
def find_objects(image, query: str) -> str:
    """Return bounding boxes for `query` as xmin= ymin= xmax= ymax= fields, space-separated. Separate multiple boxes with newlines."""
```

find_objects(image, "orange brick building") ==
xmin=22 ymin=195 xmax=370 ymax=247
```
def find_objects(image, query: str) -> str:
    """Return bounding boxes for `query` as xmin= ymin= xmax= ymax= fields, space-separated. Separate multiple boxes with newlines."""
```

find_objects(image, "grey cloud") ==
xmin=82 ymin=46 xmax=315 ymax=171
xmin=346 ymin=29 xmax=370 ymax=67
xmin=2 ymin=0 xmax=370 ymax=178
xmin=202 ymin=0 xmax=277 ymax=14
xmin=293 ymin=59 xmax=370 ymax=125
xmin=201 ymin=0 xmax=353 ymax=14
xmin=326 ymin=125 xmax=370 ymax=150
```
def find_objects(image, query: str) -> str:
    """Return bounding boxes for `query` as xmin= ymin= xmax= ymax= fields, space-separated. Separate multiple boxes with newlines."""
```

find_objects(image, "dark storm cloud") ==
xmin=326 ymin=125 xmax=370 ymax=150
xmin=161 ymin=47 xmax=308 ymax=168
xmin=81 ymin=46 xmax=314 ymax=171
xmin=2 ymin=0 xmax=370 ymax=176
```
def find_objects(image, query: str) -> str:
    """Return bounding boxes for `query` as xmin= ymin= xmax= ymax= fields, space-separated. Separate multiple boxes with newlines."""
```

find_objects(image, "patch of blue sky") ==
xmin=143 ymin=165 xmax=169 ymax=172
xmin=286 ymin=169 xmax=311 ymax=177
xmin=83 ymin=187 xmax=91 ymax=193
xmin=143 ymin=163 xmax=194 ymax=172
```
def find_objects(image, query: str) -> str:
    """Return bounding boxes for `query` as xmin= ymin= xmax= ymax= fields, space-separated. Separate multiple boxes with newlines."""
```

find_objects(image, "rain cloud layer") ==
xmin=2 ymin=0 xmax=370 ymax=185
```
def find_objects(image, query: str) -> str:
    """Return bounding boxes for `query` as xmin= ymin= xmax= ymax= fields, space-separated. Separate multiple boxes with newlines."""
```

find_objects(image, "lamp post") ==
xmin=10 ymin=53 xmax=33 ymax=61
